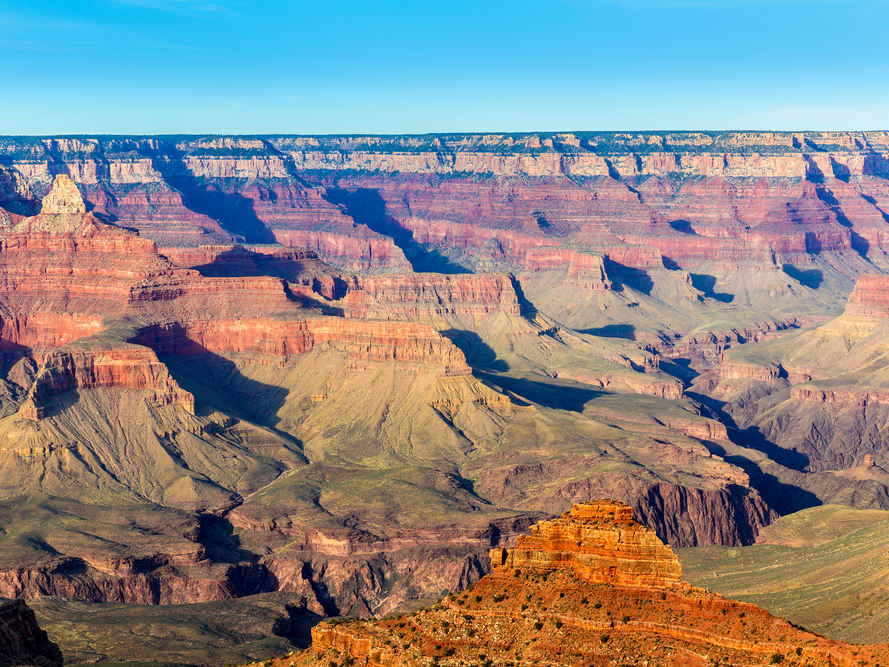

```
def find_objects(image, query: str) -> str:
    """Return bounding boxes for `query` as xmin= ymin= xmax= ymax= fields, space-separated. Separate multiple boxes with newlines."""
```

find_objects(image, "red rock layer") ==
xmin=844 ymin=274 xmax=889 ymax=318
xmin=273 ymin=500 xmax=889 ymax=667
xmin=342 ymin=272 xmax=522 ymax=318
xmin=132 ymin=318 xmax=470 ymax=372
xmin=272 ymin=229 xmax=410 ymax=272
xmin=19 ymin=346 xmax=194 ymax=420
xmin=489 ymin=501 xmax=682 ymax=587
xmin=0 ymin=314 xmax=105 ymax=352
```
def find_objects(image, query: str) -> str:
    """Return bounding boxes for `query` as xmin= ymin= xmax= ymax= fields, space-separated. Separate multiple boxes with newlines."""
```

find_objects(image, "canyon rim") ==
xmin=4 ymin=0 xmax=889 ymax=663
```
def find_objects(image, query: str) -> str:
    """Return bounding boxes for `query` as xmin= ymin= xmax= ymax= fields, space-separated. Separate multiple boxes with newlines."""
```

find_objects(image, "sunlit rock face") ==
xmin=275 ymin=501 xmax=889 ymax=667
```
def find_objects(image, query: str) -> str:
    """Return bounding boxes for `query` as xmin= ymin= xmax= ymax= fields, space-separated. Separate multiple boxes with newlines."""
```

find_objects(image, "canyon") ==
xmin=1 ymin=132 xmax=889 ymax=660
xmin=273 ymin=501 xmax=889 ymax=666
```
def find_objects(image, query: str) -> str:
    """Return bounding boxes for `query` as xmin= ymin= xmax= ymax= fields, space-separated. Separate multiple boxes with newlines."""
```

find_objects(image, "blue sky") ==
xmin=1 ymin=0 xmax=887 ymax=134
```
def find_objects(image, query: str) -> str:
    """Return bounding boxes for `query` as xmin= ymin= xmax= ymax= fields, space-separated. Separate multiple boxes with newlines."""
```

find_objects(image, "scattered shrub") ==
xmin=770 ymin=654 xmax=784 ymax=664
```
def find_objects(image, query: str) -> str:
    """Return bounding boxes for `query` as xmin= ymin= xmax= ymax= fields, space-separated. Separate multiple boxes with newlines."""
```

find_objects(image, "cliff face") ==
xmin=1 ymin=144 xmax=885 ymax=629
xmin=272 ymin=501 xmax=889 ymax=667
xmin=133 ymin=317 xmax=470 ymax=371
xmin=843 ymin=274 xmax=889 ymax=319
xmin=1 ymin=133 xmax=886 ymax=281
xmin=343 ymin=273 xmax=522 ymax=318
xmin=0 ymin=598 xmax=63 ymax=667
xmin=19 ymin=345 xmax=195 ymax=420
xmin=489 ymin=501 xmax=682 ymax=587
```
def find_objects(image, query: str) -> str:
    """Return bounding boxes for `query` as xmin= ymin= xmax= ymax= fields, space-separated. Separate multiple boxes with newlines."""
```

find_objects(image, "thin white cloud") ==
xmin=106 ymin=0 xmax=243 ymax=16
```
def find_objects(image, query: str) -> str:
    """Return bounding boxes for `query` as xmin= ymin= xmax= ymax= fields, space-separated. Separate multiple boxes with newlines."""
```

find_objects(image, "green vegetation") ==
xmin=678 ymin=505 xmax=889 ymax=643
xmin=31 ymin=592 xmax=319 ymax=666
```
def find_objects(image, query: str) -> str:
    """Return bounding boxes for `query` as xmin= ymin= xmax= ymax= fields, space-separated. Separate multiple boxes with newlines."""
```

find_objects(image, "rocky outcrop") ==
xmin=38 ymin=174 xmax=85 ymax=214
xmin=18 ymin=345 xmax=195 ymax=420
xmin=489 ymin=501 xmax=682 ymax=587
xmin=343 ymin=273 xmax=522 ymax=318
xmin=133 ymin=318 xmax=470 ymax=372
xmin=844 ymin=274 xmax=889 ymax=319
xmin=275 ymin=501 xmax=889 ymax=667
xmin=0 ymin=598 xmax=62 ymax=667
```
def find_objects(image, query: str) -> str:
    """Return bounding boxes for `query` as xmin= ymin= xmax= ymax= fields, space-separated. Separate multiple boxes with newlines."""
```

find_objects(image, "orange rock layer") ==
xmin=19 ymin=346 xmax=194 ymax=420
xmin=844 ymin=274 xmax=889 ymax=318
xmin=132 ymin=318 xmax=470 ymax=371
xmin=489 ymin=501 xmax=682 ymax=588
xmin=275 ymin=501 xmax=889 ymax=667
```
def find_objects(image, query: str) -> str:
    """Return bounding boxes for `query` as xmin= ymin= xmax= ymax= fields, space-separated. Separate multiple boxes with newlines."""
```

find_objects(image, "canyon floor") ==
xmin=2 ymin=132 xmax=889 ymax=662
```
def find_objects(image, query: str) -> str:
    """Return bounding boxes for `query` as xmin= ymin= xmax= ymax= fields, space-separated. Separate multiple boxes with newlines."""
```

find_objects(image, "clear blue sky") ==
xmin=2 ymin=0 xmax=887 ymax=134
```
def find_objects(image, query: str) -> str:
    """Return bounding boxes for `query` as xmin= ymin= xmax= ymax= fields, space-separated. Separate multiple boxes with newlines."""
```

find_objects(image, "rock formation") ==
xmin=489 ymin=501 xmax=682 ymax=587
xmin=260 ymin=501 xmax=889 ymax=666
xmin=0 ymin=598 xmax=63 ymax=667
xmin=0 ymin=172 xmax=780 ymax=621
xmin=3 ymin=134 xmax=889 ymax=634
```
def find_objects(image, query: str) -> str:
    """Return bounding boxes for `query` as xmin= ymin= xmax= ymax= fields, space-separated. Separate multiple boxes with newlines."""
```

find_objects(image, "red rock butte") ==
xmin=274 ymin=501 xmax=889 ymax=667
xmin=489 ymin=500 xmax=682 ymax=588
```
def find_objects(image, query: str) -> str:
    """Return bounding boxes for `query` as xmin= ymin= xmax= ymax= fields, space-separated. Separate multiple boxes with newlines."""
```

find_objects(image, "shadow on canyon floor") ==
xmin=441 ymin=329 xmax=509 ymax=371
xmin=576 ymin=323 xmax=637 ymax=340
xmin=474 ymin=370 xmax=605 ymax=412
xmin=782 ymin=263 xmax=824 ymax=289
xmin=690 ymin=273 xmax=735 ymax=303
xmin=603 ymin=258 xmax=654 ymax=295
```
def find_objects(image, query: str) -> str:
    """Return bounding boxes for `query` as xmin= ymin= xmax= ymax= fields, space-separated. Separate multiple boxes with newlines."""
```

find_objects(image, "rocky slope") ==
xmin=4 ymin=134 xmax=889 ymax=642
xmin=268 ymin=501 xmax=889 ymax=666
xmin=702 ymin=273 xmax=889 ymax=482
xmin=0 ymin=598 xmax=62 ymax=667
xmin=0 ymin=175 xmax=777 ymax=621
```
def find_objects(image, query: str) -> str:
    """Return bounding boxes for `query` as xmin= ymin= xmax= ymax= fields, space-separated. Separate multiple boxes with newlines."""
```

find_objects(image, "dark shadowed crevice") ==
xmin=145 ymin=144 xmax=276 ymax=244
xmin=324 ymin=187 xmax=470 ymax=273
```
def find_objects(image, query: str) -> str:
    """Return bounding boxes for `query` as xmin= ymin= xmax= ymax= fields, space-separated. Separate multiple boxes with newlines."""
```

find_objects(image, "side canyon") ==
xmin=1 ymin=132 xmax=889 ymax=658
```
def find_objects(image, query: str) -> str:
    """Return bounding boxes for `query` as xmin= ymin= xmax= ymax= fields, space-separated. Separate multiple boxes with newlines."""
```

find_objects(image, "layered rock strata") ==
xmin=278 ymin=501 xmax=889 ymax=666
xmin=489 ymin=501 xmax=682 ymax=587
